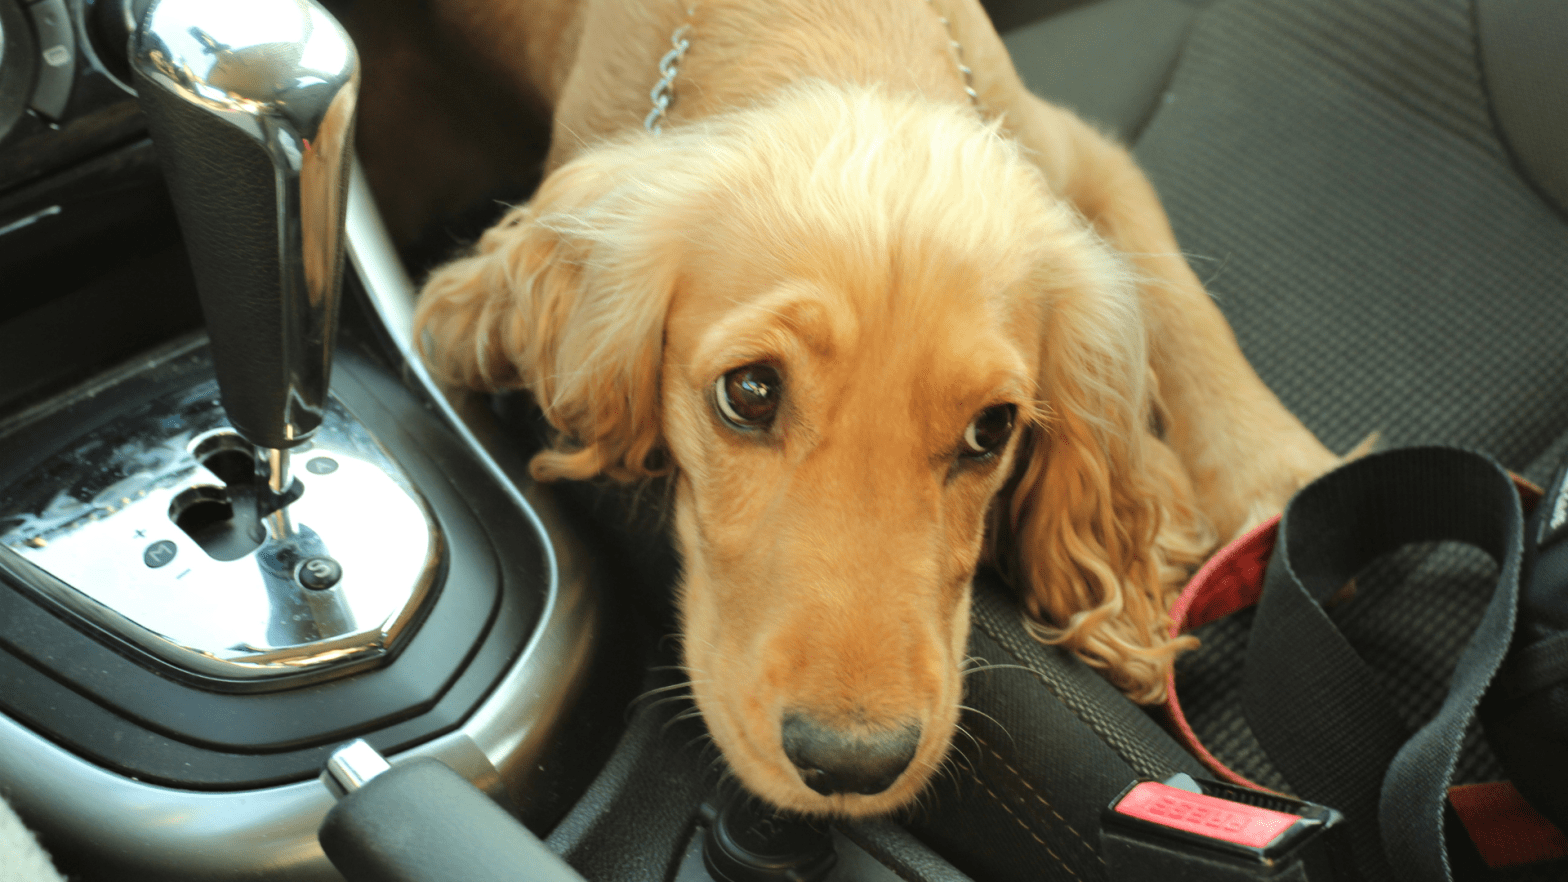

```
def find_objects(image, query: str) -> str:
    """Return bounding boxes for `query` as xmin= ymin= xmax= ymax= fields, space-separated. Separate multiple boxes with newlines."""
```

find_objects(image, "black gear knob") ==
xmin=131 ymin=0 xmax=359 ymax=451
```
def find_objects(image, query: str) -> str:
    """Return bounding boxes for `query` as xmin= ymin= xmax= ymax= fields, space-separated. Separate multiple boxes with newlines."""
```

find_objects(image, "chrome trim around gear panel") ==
xmin=345 ymin=158 xmax=606 ymax=809
xmin=0 ymin=390 xmax=442 ymax=686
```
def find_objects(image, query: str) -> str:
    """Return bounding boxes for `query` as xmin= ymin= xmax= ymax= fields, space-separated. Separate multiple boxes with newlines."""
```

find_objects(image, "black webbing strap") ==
xmin=1240 ymin=447 xmax=1523 ymax=882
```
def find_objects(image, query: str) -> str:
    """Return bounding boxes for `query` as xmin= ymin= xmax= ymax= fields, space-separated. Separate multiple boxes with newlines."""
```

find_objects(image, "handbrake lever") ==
xmin=320 ymin=741 xmax=588 ymax=882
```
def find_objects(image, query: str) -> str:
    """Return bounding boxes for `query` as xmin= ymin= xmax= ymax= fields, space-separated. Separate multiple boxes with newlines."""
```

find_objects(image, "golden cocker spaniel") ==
xmin=412 ymin=0 xmax=1338 ymax=816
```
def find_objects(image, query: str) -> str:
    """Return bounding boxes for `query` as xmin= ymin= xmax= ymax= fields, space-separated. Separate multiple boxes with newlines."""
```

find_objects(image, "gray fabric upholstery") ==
xmin=981 ymin=0 xmax=1097 ymax=33
xmin=951 ymin=0 xmax=1568 ymax=878
xmin=1132 ymin=0 xmax=1568 ymax=465
xmin=1129 ymin=0 xmax=1568 ymax=796
xmin=1475 ymin=0 xmax=1568 ymax=219
xmin=1004 ymin=0 xmax=1198 ymax=141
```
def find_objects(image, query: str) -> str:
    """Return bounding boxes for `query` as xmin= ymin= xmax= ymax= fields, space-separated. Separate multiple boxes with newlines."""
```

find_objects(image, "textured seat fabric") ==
xmin=914 ymin=0 xmax=1568 ymax=880
xmin=1475 ymin=0 xmax=1568 ymax=218
xmin=1003 ymin=0 xmax=1202 ymax=141
xmin=1142 ymin=0 xmax=1568 ymax=808
xmin=1133 ymin=0 xmax=1568 ymax=465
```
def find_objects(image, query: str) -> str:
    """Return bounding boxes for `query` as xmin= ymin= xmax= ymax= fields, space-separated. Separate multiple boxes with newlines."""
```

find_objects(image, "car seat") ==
xmin=893 ymin=0 xmax=1568 ymax=880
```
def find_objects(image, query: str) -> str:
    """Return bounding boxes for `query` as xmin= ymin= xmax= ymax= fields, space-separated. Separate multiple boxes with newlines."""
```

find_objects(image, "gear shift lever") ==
xmin=0 ymin=0 xmax=441 ymax=684
xmin=131 ymin=0 xmax=359 ymax=495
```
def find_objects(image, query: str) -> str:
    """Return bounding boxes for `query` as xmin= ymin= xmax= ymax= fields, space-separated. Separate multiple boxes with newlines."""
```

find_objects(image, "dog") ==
xmin=408 ymin=0 xmax=1339 ymax=816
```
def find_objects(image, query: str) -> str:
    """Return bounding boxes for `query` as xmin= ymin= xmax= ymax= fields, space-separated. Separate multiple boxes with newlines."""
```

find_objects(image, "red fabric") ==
xmin=1161 ymin=516 xmax=1281 ymax=791
xmin=1168 ymin=517 xmax=1279 ymax=635
xmin=1161 ymin=670 xmax=1273 ymax=791
xmin=1448 ymin=782 xmax=1568 ymax=868
xmin=1514 ymin=474 xmax=1544 ymax=510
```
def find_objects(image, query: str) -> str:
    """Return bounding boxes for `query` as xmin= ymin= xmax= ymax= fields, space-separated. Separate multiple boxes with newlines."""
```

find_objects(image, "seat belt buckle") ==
xmin=1101 ymin=774 xmax=1349 ymax=880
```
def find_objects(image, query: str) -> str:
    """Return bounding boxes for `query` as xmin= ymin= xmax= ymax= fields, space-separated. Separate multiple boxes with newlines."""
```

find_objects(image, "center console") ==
xmin=0 ymin=0 xmax=619 ymax=877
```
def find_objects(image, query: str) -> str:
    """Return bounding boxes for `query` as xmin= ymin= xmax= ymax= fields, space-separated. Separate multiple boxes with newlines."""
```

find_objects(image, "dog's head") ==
xmin=417 ymin=83 xmax=1206 ymax=816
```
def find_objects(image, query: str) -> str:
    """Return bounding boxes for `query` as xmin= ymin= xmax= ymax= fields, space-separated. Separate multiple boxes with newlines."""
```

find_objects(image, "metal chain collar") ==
xmin=644 ymin=1 xmax=983 ymax=134
xmin=925 ymin=0 xmax=982 ymax=108
xmin=645 ymin=18 xmax=693 ymax=132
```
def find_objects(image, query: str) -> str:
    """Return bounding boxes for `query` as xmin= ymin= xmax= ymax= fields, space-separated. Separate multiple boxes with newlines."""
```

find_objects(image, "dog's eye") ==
xmin=715 ymin=364 xmax=782 ymax=429
xmin=962 ymin=404 xmax=1015 ymax=457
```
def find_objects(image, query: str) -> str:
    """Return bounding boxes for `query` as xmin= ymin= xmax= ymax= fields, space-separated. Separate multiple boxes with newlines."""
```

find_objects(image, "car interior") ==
xmin=0 ymin=0 xmax=1565 ymax=880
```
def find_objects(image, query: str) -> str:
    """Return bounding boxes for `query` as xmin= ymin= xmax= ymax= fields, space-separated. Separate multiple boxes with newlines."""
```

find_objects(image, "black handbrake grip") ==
xmin=319 ymin=748 xmax=587 ymax=882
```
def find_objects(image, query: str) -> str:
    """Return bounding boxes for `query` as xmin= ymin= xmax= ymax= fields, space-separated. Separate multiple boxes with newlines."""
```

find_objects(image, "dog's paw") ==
xmin=1199 ymin=429 xmax=1345 ymax=542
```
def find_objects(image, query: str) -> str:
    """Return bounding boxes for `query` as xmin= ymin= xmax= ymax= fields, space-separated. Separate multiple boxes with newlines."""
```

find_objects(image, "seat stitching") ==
xmin=971 ymin=606 xmax=1172 ymax=779
xmin=972 ymin=732 xmax=1107 ymax=867
xmin=962 ymin=753 xmax=1084 ymax=882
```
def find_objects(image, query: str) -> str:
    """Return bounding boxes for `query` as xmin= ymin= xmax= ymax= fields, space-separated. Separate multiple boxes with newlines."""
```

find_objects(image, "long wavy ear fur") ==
xmin=413 ymin=137 xmax=681 ymax=483
xmin=1000 ymin=251 xmax=1215 ymax=704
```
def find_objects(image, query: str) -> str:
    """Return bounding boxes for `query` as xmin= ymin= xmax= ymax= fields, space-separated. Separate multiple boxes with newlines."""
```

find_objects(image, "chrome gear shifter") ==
xmin=132 ymin=0 xmax=358 ymax=466
xmin=0 ymin=0 xmax=442 ymax=689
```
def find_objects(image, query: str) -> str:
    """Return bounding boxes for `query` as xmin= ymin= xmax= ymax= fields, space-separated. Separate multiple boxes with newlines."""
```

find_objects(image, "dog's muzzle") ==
xmin=781 ymin=714 xmax=920 ymax=796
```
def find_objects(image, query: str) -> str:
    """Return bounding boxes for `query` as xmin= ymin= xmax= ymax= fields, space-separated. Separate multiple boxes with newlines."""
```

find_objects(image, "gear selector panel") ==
xmin=0 ymin=369 xmax=443 ymax=689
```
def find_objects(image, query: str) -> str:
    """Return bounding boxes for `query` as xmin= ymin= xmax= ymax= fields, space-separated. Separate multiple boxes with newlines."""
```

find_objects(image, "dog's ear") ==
xmin=414 ymin=140 xmax=678 ymax=483
xmin=999 ymin=266 xmax=1214 ymax=704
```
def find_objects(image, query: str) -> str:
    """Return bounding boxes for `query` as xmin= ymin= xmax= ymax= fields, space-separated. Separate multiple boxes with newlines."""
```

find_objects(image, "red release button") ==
xmin=1115 ymin=782 xmax=1302 ymax=849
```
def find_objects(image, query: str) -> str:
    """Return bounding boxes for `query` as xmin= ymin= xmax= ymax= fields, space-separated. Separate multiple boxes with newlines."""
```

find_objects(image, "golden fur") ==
xmin=410 ymin=0 xmax=1338 ymax=816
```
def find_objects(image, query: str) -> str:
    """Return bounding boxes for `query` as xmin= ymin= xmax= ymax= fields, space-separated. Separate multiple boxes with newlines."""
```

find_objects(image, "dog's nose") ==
xmin=781 ymin=713 xmax=920 ymax=796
